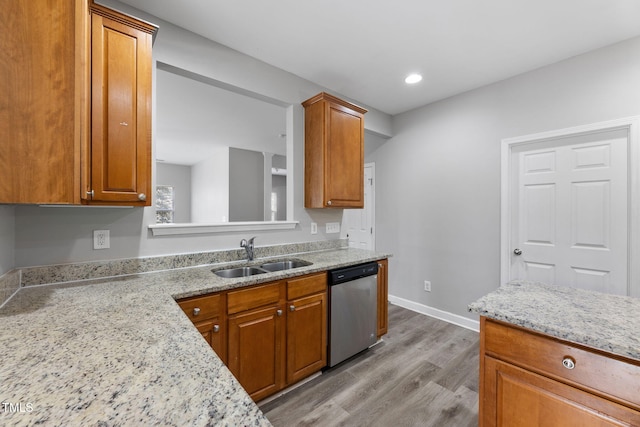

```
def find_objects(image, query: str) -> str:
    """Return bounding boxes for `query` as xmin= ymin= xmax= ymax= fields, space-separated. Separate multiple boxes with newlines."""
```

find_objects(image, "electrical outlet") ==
xmin=424 ymin=280 xmax=431 ymax=292
xmin=311 ymin=222 xmax=318 ymax=235
xmin=326 ymin=222 xmax=340 ymax=234
xmin=93 ymin=230 xmax=110 ymax=250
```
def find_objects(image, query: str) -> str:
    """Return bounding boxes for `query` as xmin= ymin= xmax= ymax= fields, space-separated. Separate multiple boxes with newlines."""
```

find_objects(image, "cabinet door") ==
xmin=195 ymin=318 xmax=226 ymax=364
xmin=325 ymin=100 xmax=365 ymax=208
xmin=0 ymin=0 xmax=88 ymax=204
xmin=303 ymin=92 xmax=367 ymax=208
xmin=228 ymin=305 xmax=285 ymax=401
xmin=377 ymin=259 xmax=388 ymax=338
xmin=286 ymin=292 xmax=327 ymax=384
xmin=88 ymin=8 xmax=152 ymax=205
xmin=482 ymin=356 xmax=640 ymax=427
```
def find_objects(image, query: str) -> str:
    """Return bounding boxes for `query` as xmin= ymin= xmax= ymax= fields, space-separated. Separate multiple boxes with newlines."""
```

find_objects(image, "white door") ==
xmin=343 ymin=163 xmax=375 ymax=250
xmin=509 ymin=129 xmax=629 ymax=295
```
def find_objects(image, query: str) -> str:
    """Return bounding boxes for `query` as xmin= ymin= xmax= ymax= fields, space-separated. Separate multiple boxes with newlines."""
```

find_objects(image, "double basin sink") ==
xmin=213 ymin=259 xmax=312 ymax=278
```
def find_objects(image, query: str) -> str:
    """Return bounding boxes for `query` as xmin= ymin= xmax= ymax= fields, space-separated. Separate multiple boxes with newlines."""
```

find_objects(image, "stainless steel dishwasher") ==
xmin=328 ymin=262 xmax=378 ymax=367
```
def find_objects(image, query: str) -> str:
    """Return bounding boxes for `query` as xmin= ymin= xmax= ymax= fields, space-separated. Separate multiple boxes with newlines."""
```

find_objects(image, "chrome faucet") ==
xmin=240 ymin=237 xmax=256 ymax=261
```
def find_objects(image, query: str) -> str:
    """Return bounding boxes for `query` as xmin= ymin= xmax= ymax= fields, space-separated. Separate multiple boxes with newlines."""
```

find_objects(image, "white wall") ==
xmin=7 ymin=1 xmax=392 ymax=269
xmin=156 ymin=163 xmax=191 ymax=223
xmin=370 ymin=36 xmax=640 ymax=321
xmin=191 ymin=146 xmax=229 ymax=223
xmin=0 ymin=206 xmax=15 ymax=275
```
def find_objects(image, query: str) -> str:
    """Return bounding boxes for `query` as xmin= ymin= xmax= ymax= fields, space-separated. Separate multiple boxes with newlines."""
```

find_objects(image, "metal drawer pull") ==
xmin=562 ymin=357 xmax=576 ymax=370
xmin=276 ymin=309 xmax=283 ymax=316
xmin=193 ymin=307 xmax=200 ymax=316
xmin=289 ymin=305 xmax=296 ymax=312
xmin=213 ymin=324 xmax=220 ymax=333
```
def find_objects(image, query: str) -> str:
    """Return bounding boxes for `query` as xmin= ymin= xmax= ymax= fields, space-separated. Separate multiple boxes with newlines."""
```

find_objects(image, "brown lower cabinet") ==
xmin=285 ymin=273 xmax=327 ymax=385
xmin=178 ymin=262 xmax=388 ymax=402
xmin=376 ymin=259 xmax=388 ymax=338
xmin=228 ymin=301 xmax=286 ymax=400
xmin=227 ymin=280 xmax=287 ymax=401
xmin=480 ymin=317 xmax=640 ymax=426
xmin=176 ymin=292 xmax=226 ymax=364
xmin=178 ymin=271 xmax=328 ymax=401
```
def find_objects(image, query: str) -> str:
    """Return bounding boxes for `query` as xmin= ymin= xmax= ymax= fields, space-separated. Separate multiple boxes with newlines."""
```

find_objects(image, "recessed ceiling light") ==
xmin=405 ymin=73 xmax=423 ymax=84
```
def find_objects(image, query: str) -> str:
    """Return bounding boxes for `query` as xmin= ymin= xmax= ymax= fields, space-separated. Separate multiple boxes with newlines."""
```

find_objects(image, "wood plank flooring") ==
xmin=260 ymin=304 xmax=479 ymax=427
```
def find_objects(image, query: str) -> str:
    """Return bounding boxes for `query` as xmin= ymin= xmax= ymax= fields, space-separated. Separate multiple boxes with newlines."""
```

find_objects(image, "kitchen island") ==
xmin=469 ymin=281 xmax=640 ymax=426
xmin=0 ymin=245 xmax=390 ymax=426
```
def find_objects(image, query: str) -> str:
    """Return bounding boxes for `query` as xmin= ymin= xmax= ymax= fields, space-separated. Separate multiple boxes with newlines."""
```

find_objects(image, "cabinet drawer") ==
xmin=484 ymin=319 xmax=640 ymax=410
xmin=178 ymin=293 xmax=222 ymax=322
xmin=286 ymin=272 xmax=327 ymax=300
xmin=227 ymin=282 xmax=283 ymax=315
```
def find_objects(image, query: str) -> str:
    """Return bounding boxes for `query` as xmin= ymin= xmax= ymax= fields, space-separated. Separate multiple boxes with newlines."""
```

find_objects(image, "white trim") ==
xmin=148 ymin=220 xmax=299 ymax=236
xmin=388 ymin=294 xmax=480 ymax=332
xmin=257 ymin=371 xmax=322 ymax=406
xmin=500 ymin=116 xmax=640 ymax=297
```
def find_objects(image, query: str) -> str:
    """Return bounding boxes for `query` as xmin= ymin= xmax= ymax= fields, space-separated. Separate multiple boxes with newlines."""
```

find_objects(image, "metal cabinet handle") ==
xmin=193 ymin=307 xmax=200 ymax=316
xmin=213 ymin=324 xmax=220 ymax=333
xmin=513 ymin=248 xmax=522 ymax=256
xmin=327 ymin=200 xmax=332 ymax=206
xmin=289 ymin=305 xmax=296 ymax=312
xmin=562 ymin=357 xmax=575 ymax=370
xmin=86 ymin=190 xmax=94 ymax=198
xmin=276 ymin=309 xmax=283 ymax=317
xmin=138 ymin=193 xmax=147 ymax=201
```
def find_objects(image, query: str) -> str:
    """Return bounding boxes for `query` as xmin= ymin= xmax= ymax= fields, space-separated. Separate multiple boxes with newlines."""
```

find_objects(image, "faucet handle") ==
xmin=240 ymin=239 xmax=247 ymax=248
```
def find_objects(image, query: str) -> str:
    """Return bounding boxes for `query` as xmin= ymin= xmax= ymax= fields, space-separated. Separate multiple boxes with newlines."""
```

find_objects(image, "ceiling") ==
xmin=118 ymin=0 xmax=640 ymax=116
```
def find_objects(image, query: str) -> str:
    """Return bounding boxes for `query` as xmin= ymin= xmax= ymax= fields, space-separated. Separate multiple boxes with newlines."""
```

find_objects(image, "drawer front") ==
xmin=484 ymin=319 xmax=640 ymax=410
xmin=227 ymin=281 xmax=283 ymax=315
xmin=178 ymin=293 xmax=222 ymax=322
xmin=286 ymin=272 xmax=327 ymax=300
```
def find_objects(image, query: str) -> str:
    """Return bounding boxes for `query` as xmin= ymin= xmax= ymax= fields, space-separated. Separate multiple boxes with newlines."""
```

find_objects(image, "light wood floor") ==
xmin=260 ymin=304 xmax=480 ymax=427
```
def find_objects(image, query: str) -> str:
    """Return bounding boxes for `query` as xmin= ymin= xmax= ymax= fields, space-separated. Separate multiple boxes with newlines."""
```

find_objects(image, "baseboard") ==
xmin=388 ymin=294 xmax=480 ymax=332
xmin=257 ymin=371 xmax=322 ymax=407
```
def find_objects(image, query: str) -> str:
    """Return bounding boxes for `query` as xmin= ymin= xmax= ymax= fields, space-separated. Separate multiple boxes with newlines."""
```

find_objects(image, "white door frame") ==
xmin=500 ymin=116 xmax=640 ymax=297
xmin=367 ymin=162 xmax=376 ymax=250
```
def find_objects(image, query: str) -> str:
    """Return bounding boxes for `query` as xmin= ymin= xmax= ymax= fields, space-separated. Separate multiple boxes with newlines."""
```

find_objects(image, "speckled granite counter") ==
xmin=468 ymin=281 xmax=640 ymax=362
xmin=0 ymin=247 xmax=390 ymax=426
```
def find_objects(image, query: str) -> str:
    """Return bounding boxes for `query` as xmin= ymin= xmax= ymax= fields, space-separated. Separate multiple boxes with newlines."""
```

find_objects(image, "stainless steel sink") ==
xmin=213 ymin=266 xmax=268 ymax=278
xmin=259 ymin=259 xmax=312 ymax=272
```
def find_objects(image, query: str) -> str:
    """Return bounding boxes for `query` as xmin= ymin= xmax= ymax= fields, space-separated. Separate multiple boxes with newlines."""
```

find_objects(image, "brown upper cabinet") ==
xmin=302 ymin=92 xmax=367 ymax=208
xmin=85 ymin=3 xmax=154 ymax=206
xmin=0 ymin=0 xmax=155 ymax=206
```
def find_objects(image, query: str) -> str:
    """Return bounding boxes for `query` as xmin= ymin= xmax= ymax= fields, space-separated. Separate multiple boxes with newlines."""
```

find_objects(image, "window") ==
xmin=155 ymin=185 xmax=175 ymax=224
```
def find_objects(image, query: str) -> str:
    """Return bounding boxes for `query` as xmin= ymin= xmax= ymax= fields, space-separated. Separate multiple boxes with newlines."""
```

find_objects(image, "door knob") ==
xmin=513 ymin=248 xmax=522 ymax=256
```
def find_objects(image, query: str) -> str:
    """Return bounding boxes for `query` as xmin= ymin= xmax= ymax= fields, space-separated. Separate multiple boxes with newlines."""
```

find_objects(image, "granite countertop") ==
xmin=468 ymin=280 xmax=640 ymax=362
xmin=0 ymin=247 xmax=390 ymax=426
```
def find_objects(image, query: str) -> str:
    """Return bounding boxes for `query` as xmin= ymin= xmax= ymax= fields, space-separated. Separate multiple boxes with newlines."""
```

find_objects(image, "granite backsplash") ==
xmin=0 ymin=239 xmax=347 ymax=307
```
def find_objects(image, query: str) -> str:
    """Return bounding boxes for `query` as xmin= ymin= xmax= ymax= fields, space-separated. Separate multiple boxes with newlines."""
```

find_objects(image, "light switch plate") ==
xmin=93 ymin=230 xmax=110 ymax=250
xmin=326 ymin=222 xmax=340 ymax=234
xmin=310 ymin=222 xmax=318 ymax=234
